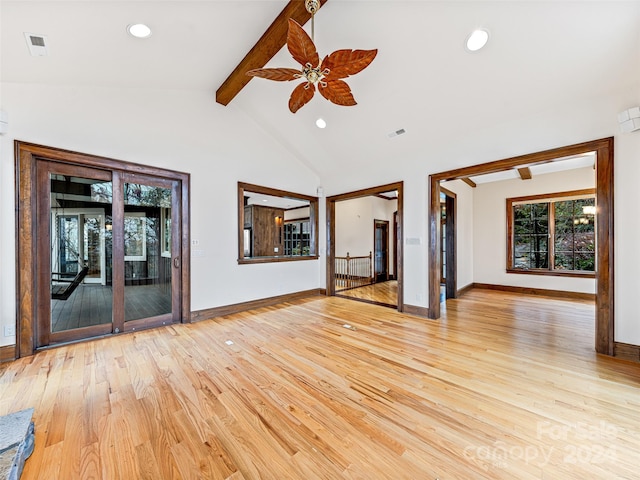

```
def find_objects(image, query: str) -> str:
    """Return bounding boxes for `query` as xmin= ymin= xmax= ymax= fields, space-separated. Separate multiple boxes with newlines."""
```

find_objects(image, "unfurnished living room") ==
xmin=1 ymin=1 xmax=639 ymax=479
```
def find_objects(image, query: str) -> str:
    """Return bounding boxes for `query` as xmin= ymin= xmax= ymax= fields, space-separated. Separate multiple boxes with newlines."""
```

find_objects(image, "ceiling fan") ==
xmin=246 ymin=0 xmax=377 ymax=114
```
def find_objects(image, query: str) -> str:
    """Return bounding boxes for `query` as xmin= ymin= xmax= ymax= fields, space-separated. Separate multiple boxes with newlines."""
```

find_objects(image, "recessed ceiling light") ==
xmin=315 ymin=118 xmax=327 ymax=129
xmin=127 ymin=23 xmax=152 ymax=39
xmin=466 ymin=29 xmax=489 ymax=52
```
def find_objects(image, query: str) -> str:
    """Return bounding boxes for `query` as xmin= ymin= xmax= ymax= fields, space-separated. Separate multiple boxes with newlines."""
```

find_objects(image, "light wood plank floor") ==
xmin=1 ymin=290 xmax=639 ymax=479
xmin=336 ymin=280 xmax=397 ymax=307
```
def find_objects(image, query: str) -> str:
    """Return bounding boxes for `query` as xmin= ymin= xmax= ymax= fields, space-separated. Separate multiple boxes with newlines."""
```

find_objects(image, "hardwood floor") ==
xmin=1 ymin=290 xmax=639 ymax=479
xmin=336 ymin=280 xmax=397 ymax=307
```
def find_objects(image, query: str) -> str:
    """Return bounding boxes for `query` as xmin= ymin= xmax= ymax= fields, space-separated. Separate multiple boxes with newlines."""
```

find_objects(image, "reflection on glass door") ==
xmin=50 ymin=175 xmax=113 ymax=334
xmin=123 ymin=181 xmax=174 ymax=323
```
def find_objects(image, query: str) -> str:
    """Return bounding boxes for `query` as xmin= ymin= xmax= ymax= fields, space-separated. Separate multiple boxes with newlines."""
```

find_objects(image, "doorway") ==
xmin=374 ymin=220 xmax=389 ymax=283
xmin=440 ymin=187 xmax=457 ymax=300
xmin=326 ymin=182 xmax=403 ymax=311
xmin=427 ymin=137 xmax=614 ymax=355
xmin=16 ymin=142 xmax=191 ymax=356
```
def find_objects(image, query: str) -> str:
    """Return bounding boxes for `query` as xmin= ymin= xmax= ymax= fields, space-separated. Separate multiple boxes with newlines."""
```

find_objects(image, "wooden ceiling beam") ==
xmin=216 ymin=0 xmax=329 ymax=106
xmin=461 ymin=177 xmax=477 ymax=188
xmin=517 ymin=167 xmax=532 ymax=180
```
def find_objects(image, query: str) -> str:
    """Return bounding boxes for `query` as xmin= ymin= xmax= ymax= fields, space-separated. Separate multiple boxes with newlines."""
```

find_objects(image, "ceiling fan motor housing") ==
xmin=305 ymin=0 xmax=320 ymax=15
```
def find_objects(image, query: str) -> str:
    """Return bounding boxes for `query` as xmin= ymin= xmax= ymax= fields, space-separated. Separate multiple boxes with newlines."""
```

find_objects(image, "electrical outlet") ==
xmin=4 ymin=325 xmax=16 ymax=337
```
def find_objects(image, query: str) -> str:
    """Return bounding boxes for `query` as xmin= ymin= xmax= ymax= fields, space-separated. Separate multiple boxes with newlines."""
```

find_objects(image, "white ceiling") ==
xmin=2 ymin=1 xmax=640 ymax=181
xmin=468 ymin=152 xmax=596 ymax=184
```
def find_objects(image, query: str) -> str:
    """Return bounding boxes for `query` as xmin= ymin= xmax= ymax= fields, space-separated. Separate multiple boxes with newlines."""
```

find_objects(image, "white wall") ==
xmin=614 ymin=129 xmax=640 ymax=344
xmin=335 ymin=196 xmax=397 ymax=276
xmin=284 ymin=206 xmax=310 ymax=221
xmin=0 ymin=83 xmax=322 ymax=347
xmin=473 ymin=167 xmax=596 ymax=293
xmin=440 ymin=180 xmax=474 ymax=290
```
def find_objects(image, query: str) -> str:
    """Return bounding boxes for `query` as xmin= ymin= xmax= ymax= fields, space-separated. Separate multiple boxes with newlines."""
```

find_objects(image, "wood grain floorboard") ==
xmin=336 ymin=280 xmax=397 ymax=307
xmin=1 ymin=290 xmax=639 ymax=479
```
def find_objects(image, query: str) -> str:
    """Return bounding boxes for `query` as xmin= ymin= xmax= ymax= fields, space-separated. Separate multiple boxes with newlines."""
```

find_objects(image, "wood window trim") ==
xmin=428 ymin=137 xmax=614 ymax=356
xmin=237 ymin=182 xmax=319 ymax=264
xmin=506 ymin=188 xmax=596 ymax=278
xmin=15 ymin=141 xmax=191 ymax=358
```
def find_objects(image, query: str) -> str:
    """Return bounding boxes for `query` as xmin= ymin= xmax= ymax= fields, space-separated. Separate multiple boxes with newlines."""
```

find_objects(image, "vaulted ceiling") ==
xmin=2 ymin=1 xmax=639 ymax=181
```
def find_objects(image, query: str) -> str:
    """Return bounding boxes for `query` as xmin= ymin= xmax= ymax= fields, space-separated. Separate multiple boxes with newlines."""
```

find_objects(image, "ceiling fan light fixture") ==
xmin=246 ymin=18 xmax=377 ymax=114
xmin=305 ymin=0 xmax=320 ymax=15
xmin=315 ymin=118 xmax=327 ymax=129
xmin=127 ymin=23 xmax=152 ymax=39
xmin=465 ymin=28 xmax=489 ymax=52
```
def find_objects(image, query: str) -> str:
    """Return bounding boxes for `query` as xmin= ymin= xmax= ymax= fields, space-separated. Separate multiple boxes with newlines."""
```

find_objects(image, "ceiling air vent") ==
xmin=24 ymin=33 xmax=49 ymax=56
xmin=387 ymin=128 xmax=406 ymax=138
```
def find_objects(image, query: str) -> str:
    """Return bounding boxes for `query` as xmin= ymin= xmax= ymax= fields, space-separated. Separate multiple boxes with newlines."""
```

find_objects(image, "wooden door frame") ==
xmin=427 ymin=137 xmax=614 ymax=355
xmin=373 ymin=219 xmax=390 ymax=283
xmin=440 ymin=186 xmax=457 ymax=299
xmin=326 ymin=182 xmax=403 ymax=311
xmin=35 ymin=160 xmax=115 ymax=346
xmin=15 ymin=141 xmax=191 ymax=357
xmin=393 ymin=211 xmax=398 ymax=280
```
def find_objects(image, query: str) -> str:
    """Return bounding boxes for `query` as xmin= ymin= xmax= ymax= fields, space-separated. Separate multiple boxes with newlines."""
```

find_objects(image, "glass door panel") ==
xmin=49 ymin=174 xmax=113 ymax=334
xmin=123 ymin=181 xmax=173 ymax=323
xmin=33 ymin=156 xmax=185 ymax=351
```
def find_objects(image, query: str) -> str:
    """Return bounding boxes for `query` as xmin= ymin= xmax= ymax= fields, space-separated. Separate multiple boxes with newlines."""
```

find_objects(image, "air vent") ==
xmin=24 ymin=32 xmax=49 ymax=57
xmin=387 ymin=128 xmax=406 ymax=138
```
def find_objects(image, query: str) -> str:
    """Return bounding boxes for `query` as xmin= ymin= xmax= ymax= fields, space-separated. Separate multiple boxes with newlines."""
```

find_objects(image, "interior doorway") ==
xmin=374 ymin=220 xmax=389 ymax=283
xmin=326 ymin=182 xmax=403 ymax=311
xmin=440 ymin=187 xmax=457 ymax=300
xmin=427 ymin=137 xmax=614 ymax=356
xmin=15 ymin=142 xmax=191 ymax=356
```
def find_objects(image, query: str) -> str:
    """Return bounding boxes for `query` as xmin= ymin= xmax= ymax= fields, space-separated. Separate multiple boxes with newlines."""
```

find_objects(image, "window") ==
xmin=284 ymin=220 xmax=311 ymax=256
xmin=507 ymin=189 xmax=595 ymax=276
xmin=124 ymin=213 xmax=146 ymax=261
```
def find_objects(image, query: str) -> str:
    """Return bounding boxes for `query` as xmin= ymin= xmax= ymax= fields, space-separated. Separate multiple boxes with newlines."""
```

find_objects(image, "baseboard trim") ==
xmin=614 ymin=342 xmax=640 ymax=363
xmin=456 ymin=283 xmax=474 ymax=297
xmin=472 ymin=283 xmax=596 ymax=301
xmin=191 ymin=288 xmax=326 ymax=322
xmin=402 ymin=304 xmax=430 ymax=319
xmin=0 ymin=344 xmax=16 ymax=363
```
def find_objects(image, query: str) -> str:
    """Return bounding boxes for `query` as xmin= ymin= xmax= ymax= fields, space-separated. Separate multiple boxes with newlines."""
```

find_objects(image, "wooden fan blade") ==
xmin=246 ymin=68 xmax=300 ymax=81
xmin=318 ymin=80 xmax=357 ymax=106
xmin=289 ymin=82 xmax=315 ymax=113
xmin=321 ymin=49 xmax=378 ymax=79
xmin=287 ymin=19 xmax=320 ymax=68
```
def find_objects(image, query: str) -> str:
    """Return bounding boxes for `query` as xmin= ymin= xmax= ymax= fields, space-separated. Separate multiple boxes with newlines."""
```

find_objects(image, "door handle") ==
xmin=173 ymin=257 xmax=180 ymax=268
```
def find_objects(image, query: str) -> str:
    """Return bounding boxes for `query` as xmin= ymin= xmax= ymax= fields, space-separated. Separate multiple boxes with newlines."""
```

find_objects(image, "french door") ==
xmin=35 ymin=161 xmax=184 ymax=347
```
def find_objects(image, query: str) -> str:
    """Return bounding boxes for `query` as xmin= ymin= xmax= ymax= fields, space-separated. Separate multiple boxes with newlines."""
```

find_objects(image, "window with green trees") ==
xmin=508 ymin=190 xmax=595 ymax=275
